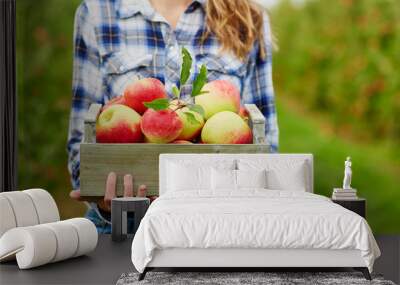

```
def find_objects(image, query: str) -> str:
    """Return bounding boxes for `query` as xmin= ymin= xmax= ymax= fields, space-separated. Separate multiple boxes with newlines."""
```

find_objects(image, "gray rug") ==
xmin=117 ymin=271 xmax=396 ymax=285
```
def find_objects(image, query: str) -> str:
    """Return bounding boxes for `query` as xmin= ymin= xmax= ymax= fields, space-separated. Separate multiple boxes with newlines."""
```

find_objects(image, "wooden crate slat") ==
xmin=80 ymin=144 xmax=269 ymax=196
xmin=83 ymin=103 xmax=101 ymax=143
xmin=245 ymin=103 xmax=266 ymax=144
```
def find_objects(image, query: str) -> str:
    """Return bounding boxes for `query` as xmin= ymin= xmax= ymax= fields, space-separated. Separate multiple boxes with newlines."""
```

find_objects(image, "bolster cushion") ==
xmin=0 ymin=218 xmax=98 ymax=269
xmin=0 ymin=189 xmax=60 ymax=237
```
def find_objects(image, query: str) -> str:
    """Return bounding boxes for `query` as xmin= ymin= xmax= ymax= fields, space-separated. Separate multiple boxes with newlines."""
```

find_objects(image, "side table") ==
xmin=332 ymin=198 xmax=366 ymax=218
xmin=111 ymin=197 xmax=150 ymax=242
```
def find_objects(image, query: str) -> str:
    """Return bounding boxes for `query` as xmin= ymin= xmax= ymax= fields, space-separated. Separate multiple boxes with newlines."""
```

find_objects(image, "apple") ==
xmin=124 ymin=78 xmax=167 ymax=114
xmin=141 ymin=109 xmax=183 ymax=143
xmin=96 ymin=104 xmax=143 ymax=143
xmin=102 ymin=95 xmax=126 ymax=111
xmin=175 ymin=108 xmax=205 ymax=141
xmin=168 ymin=99 xmax=204 ymax=141
xmin=201 ymin=111 xmax=252 ymax=144
xmin=170 ymin=140 xmax=193 ymax=144
xmin=239 ymin=106 xmax=249 ymax=123
xmin=194 ymin=79 xmax=240 ymax=120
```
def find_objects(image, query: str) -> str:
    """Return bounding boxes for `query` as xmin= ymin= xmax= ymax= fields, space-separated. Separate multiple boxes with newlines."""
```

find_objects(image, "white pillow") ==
xmin=167 ymin=160 xmax=236 ymax=192
xmin=238 ymin=159 xmax=308 ymax=191
xmin=236 ymin=169 xmax=267 ymax=189
xmin=211 ymin=168 xmax=237 ymax=190
xmin=167 ymin=163 xmax=210 ymax=191
xmin=266 ymin=168 xmax=306 ymax=191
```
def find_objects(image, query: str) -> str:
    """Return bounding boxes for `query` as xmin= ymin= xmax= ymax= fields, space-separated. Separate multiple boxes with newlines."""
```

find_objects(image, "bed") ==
xmin=131 ymin=154 xmax=380 ymax=280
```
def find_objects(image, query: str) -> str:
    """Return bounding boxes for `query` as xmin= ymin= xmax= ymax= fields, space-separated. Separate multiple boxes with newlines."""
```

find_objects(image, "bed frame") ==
xmin=138 ymin=154 xmax=371 ymax=281
xmin=141 ymin=249 xmax=371 ymax=280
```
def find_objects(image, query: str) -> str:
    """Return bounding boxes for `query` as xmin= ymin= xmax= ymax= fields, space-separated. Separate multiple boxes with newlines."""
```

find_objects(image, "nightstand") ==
xmin=111 ymin=197 xmax=150 ymax=242
xmin=332 ymin=198 xmax=366 ymax=218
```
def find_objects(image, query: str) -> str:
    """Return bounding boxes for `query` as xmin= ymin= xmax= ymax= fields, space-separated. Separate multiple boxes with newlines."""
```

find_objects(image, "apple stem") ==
xmin=170 ymin=101 xmax=188 ymax=112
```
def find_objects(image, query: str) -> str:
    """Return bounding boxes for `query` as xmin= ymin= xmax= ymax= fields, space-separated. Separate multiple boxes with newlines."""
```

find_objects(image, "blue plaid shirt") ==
xmin=67 ymin=0 xmax=279 ymax=190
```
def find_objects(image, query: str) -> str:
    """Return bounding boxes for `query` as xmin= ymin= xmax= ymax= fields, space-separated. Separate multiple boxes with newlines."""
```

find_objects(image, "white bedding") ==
xmin=131 ymin=190 xmax=380 ymax=273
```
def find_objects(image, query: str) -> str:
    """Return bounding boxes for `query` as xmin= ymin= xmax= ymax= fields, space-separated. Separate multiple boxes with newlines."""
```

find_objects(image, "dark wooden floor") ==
xmin=374 ymin=235 xmax=400 ymax=284
xmin=0 ymin=235 xmax=398 ymax=285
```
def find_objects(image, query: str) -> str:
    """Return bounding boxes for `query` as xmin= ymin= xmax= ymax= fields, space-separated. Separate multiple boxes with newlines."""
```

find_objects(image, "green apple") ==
xmin=201 ymin=111 xmax=252 ymax=144
xmin=175 ymin=108 xmax=204 ymax=141
xmin=194 ymin=79 xmax=240 ymax=120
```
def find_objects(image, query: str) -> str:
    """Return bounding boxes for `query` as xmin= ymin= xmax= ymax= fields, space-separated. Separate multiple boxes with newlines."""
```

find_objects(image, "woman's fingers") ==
xmin=123 ymin=174 xmax=134 ymax=197
xmin=69 ymin=189 xmax=81 ymax=201
xmin=148 ymin=195 xmax=158 ymax=203
xmin=137 ymin=185 xmax=147 ymax=197
xmin=103 ymin=172 xmax=117 ymax=211
xmin=124 ymin=173 xmax=146 ymax=197
xmin=69 ymin=189 xmax=102 ymax=203
xmin=95 ymin=173 xmax=147 ymax=212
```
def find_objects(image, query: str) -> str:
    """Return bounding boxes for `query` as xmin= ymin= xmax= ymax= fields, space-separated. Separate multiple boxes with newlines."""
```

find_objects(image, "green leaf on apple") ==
xmin=191 ymin=64 xmax=208 ymax=97
xmin=172 ymin=85 xmax=180 ymax=99
xmin=180 ymin=47 xmax=192 ymax=87
xmin=189 ymin=104 xmax=205 ymax=117
xmin=183 ymin=111 xmax=201 ymax=125
xmin=143 ymin=98 xmax=170 ymax=111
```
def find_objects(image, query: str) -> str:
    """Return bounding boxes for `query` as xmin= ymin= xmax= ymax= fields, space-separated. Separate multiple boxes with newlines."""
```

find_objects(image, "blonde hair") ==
xmin=202 ymin=0 xmax=271 ymax=61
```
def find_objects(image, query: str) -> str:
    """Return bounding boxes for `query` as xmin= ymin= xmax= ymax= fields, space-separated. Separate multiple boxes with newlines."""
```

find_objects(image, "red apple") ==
xmin=102 ymin=95 xmax=126 ymax=111
xmin=170 ymin=140 xmax=193 ymax=144
xmin=194 ymin=79 xmax=240 ymax=119
xmin=96 ymin=104 xmax=143 ymax=143
xmin=124 ymin=78 xmax=167 ymax=114
xmin=239 ymin=106 xmax=249 ymax=122
xmin=141 ymin=109 xmax=183 ymax=143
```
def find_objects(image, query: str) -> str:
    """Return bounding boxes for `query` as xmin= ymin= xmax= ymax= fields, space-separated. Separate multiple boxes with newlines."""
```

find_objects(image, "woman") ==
xmin=67 ymin=0 xmax=279 ymax=232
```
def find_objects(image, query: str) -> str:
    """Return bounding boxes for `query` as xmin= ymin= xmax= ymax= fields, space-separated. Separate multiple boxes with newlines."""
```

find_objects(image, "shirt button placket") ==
xmin=165 ymin=30 xmax=180 ymax=95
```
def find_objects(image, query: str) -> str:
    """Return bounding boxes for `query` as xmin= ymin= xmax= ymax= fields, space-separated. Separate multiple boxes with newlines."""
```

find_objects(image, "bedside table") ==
xmin=111 ymin=197 xmax=150 ymax=242
xmin=332 ymin=198 xmax=366 ymax=218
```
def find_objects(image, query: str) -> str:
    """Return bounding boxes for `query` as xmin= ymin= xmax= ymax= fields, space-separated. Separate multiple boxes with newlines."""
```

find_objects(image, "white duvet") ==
xmin=131 ymin=190 xmax=380 ymax=273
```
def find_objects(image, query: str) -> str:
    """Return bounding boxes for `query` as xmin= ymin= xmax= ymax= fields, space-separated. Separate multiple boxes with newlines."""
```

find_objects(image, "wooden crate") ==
xmin=80 ymin=103 xmax=270 ymax=196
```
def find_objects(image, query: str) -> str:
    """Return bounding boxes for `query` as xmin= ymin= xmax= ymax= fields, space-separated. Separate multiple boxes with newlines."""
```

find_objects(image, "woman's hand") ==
xmin=69 ymin=172 xmax=147 ymax=212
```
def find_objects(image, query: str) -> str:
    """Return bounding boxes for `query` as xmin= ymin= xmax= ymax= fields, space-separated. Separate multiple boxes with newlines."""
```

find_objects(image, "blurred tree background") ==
xmin=17 ymin=0 xmax=400 ymax=232
xmin=270 ymin=0 xmax=400 ymax=233
xmin=17 ymin=0 xmax=85 ymax=218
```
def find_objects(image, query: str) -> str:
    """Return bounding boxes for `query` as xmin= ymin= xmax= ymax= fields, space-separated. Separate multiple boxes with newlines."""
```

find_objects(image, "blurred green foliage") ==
xmin=272 ymin=0 xmax=400 ymax=143
xmin=17 ymin=0 xmax=85 ymax=219
xmin=16 ymin=0 xmax=399 ymax=232
xmin=271 ymin=0 xmax=400 ymax=233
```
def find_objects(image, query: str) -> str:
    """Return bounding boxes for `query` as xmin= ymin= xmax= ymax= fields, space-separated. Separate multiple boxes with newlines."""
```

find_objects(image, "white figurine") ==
xmin=342 ymin=157 xmax=352 ymax=190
